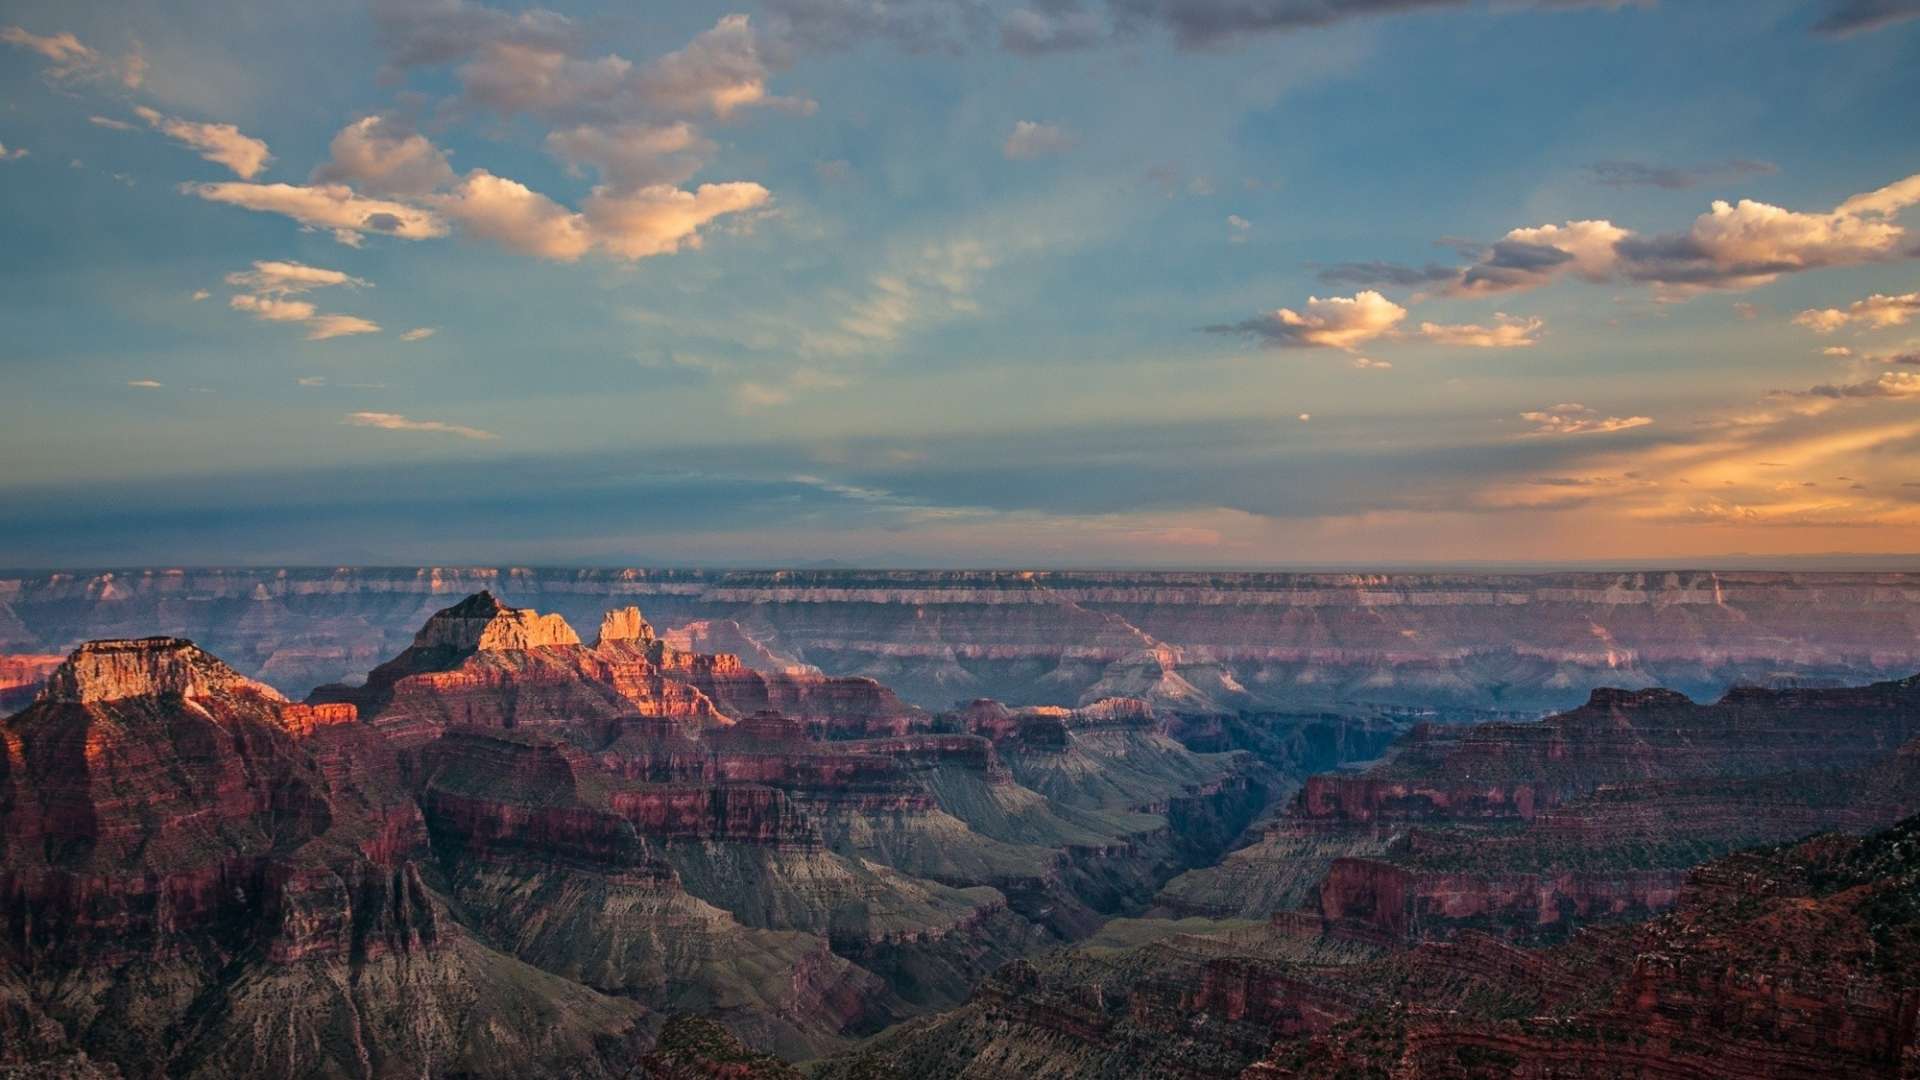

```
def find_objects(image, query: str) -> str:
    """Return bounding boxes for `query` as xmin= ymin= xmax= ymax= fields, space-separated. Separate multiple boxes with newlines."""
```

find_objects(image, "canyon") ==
xmin=6 ymin=568 xmax=1920 ymax=715
xmin=2 ymin=574 xmax=1918 ymax=1077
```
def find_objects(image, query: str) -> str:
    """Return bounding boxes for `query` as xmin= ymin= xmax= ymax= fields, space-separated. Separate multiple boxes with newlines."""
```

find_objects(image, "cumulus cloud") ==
xmin=1443 ymin=170 xmax=1920 ymax=296
xmin=1520 ymin=403 xmax=1654 ymax=435
xmin=431 ymin=168 xmax=770 ymax=262
xmin=1794 ymin=290 xmax=1920 ymax=333
xmin=313 ymin=115 xmax=455 ymax=196
xmin=1207 ymin=290 xmax=1407 ymax=351
xmin=399 ymin=327 xmax=437 ymax=342
xmin=1002 ymin=120 xmax=1077 ymax=159
xmin=224 ymin=260 xmax=369 ymax=295
xmin=1418 ymin=313 xmax=1545 ymax=348
xmin=1587 ymin=159 xmax=1776 ymax=190
xmin=133 ymin=106 xmax=272 ymax=179
xmin=638 ymin=14 xmax=811 ymax=118
xmin=1457 ymin=220 xmax=1628 ymax=294
xmin=189 ymin=181 xmax=448 ymax=245
xmin=344 ymin=411 xmax=497 ymax=439
xmin=1 ymin=25 xmax=144 ymax=88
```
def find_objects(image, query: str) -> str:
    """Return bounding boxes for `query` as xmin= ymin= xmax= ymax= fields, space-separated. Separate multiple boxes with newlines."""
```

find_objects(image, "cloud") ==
xmin=1418 ymin=313 xmax=1545 ymax=348
xmin=1824 ymin=345 xmax=1855 ymax=356
xmin=344 ymin=411 xmax=497 ymax=440
xmin=1316 ymin=260 xmax=1458 ymax=288
xmin=1797 ymin=371 xmax=1920 ymax=399
xmin=303 ymin=315 xmax=383 ymax=340
xmin=433 ymin=169 xmax=592 ymax=259
xmin=1099 ymin=0 xmax=1642 ymax=49
xmin=637 ymin=14 xmax=811 ymax=118
xmin=1002 ymin=7 xmax=1108 ymax=52
xmin=1587 ymin=159 xmax=1777 ymax=190
xmin=1457 ymin=220 xmax=1627 ymax=294
xmin=188 ymin=182 xmax=448 ymax=245
xmin=133 ymin=106 xmax=272 ymax=179
xmin=1442 ymin=170 xmax=1920 ymax=296
xmin=227 ymin=265 xmax=380 ymax=341
xmin=1794 ymin=290 xmax=1920 ymax=333
xmin=1350 ymin=356 xmax=1391 ymax=370
xmin=1811 ymin=0 xmax=1920 ymax=35
xmin=1520 ymin=403 xmax=1653 ymax=435
xmin=1206 ymin=290 xmax=1407 ymax=351
xmin=431 ymin=168 xmax=770 ymax=262
xmin=312 ymin=115 xmax=455 ymax=196
xmin=1003 ymin=120 xmax=1077 ymax=160
xmin=190 ymin=289 xmax=210 ymax=301
xmin=545 ymin=121 xmax=711 ymax=188
xmin=1 ymin=25 xmax=144 ymax=88
xmin=88 ymin=115 xmax=136 ymax=132
xmin=762 ymin=0 xmax=986 ymax=54
xmin=1227 ymin=214 xmax=1251 ymax=243
xmin=399 ymin=327 xmax=437 ymax=342
xmin=224 ymin=260 xmax=369 ymax=295
xmin=126 ymin=379 xmax=163 ymax=388
xmin=0 ymin=142 xmax=26 ymax=162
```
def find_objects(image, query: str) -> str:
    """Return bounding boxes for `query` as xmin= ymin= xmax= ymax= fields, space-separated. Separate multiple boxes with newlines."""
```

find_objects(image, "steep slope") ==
xmin=0 ymin=638 xmax=649 ymax=1078
xmin=1158 ymin=679 xmax=1920 ymax=933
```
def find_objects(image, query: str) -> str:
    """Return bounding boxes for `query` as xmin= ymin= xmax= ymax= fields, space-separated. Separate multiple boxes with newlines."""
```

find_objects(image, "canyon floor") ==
xmin=1 ymin=574 xmax=1916 ymax=1078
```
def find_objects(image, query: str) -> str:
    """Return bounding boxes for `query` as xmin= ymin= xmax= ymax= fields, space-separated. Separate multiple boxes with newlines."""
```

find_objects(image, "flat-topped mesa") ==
xmin=39 ymin=637 xmax=287 ymax=705
xmin=595 ymin=605 xmax=656 ymax=647
xmin=413 ymin=591 xmax=581 ymax=652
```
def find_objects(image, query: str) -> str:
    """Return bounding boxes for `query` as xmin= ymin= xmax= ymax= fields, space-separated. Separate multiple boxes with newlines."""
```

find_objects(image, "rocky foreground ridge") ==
xmin=6 ymin=567 xmax=1920 ymax=713
xmin=0 ymin=592 xmax=1297 ymax=1078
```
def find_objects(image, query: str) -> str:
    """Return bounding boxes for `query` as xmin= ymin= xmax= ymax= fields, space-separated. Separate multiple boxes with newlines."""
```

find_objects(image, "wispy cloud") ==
xmin=343 ymin=411 xmax=497 ymax=440
xmin=1520 ymin=404 xmax=1653 ymax=436
xmin=399 ymin=327 xmax=437 ymax=342
xmin=1003 ymin=120 xmax=1076 ymax=160
xmin=133 ymin=106 xmax=272 ymax=179
xmin=1 ymin=25 xmax=144 ymax=88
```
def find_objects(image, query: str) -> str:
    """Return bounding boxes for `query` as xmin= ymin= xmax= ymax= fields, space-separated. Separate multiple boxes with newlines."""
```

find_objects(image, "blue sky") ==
xmin=2 ymin=0 xmax=1919 ymax=567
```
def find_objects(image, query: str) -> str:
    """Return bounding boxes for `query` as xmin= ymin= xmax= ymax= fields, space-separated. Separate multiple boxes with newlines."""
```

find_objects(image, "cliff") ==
xmin=10 ymin=568 xmax=1920 ymax=714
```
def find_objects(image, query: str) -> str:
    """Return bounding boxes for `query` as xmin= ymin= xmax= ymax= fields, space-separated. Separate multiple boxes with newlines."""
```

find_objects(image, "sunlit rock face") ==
xmin=7 ymin=568 xmax=1920 ymax=713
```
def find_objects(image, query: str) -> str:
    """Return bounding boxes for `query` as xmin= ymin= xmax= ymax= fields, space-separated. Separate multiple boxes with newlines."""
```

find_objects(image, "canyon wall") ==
xmin=5 ymin=567 xmax=1919 ymax=711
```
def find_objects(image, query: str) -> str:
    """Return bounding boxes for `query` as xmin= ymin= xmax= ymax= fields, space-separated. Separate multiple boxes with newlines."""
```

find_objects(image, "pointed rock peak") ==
xmin=41 ymin=637 xmax=287 ymax=705
xmin=596 ymin=606 xmax=655 ymax=646
xmin=412 ymin=591 xmax=580 ymax=652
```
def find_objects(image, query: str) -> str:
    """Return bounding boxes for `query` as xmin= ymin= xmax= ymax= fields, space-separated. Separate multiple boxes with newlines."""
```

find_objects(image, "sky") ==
xmin=2 ymin=0 xmax=1919 ymax=568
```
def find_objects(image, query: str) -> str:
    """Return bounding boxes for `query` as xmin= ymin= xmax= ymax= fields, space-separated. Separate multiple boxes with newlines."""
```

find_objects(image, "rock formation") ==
xmin=10 ymin=568 xmax=1920 ymax=715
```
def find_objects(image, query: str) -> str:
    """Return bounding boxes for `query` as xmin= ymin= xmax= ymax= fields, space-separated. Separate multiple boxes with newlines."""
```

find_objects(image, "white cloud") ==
xmin=126 ymin=379 xmax=162 ymax=388
xmin=133 ymin=106 xmax=272 ymax=180
xmin=313 ymin=115 xmax=455 ymax=196
xmin=88 ymin=115 xmax=136 ymax=132
xmin=1521 ymin=403 xmax=1654 ymax=435
xmin=0 ymin=142 xmax=26 ymax=162
xmin=224 ymin=260 xmax=368 ymax=295
xmin=434 ymin=169 xmax=593 ymax=260
xmin=399 ymin=327 xmax=437 ymax=342
xmin=1794 ymin=290 xmax=1920 ymax=333
xmin=227 ymin=265 xmax=380 ymax=341
xmin=1418 ymin=313 xmax=1545 ymax=348
xmin=343 ymin=411 xmax=497 ymax=439
xmin=1351 ymin=356 xmax=1392 ymax=370
xmin=189 ymin=182 xmax=448 ymax=245
xmin=190 ymin=289 xmax=210 ymax=301
xmin=1211 ymin=290 xmax=1408 ymax=351
xmin=1003 ymin=120 xmax=1076 ymax=160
